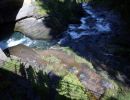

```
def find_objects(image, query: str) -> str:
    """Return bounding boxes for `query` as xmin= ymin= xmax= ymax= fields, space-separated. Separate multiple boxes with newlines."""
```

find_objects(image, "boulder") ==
xmin=15 ymin=18 xmax=52 ymax=40
xmin=15 ymin=0 xmax=52 ymax=40
xmin=7 ymin=44 xmax=45 ymax=68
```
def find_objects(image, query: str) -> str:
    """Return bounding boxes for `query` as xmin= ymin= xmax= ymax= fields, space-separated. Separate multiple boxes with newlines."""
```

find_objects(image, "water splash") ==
xmin=0 ymin=32 xmax=55 ymax=50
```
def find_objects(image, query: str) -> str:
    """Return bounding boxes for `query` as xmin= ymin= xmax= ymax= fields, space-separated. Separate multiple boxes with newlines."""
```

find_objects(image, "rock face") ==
xmin=16 ymin=0 xmax=34 ymax=20
xmin=14 ymin=0 xmax=52 ymax=40
xmin=7 ymin=44 xmax=45 ymax=67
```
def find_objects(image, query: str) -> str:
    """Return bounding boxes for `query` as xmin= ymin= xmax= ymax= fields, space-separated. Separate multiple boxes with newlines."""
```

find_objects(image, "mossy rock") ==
xmin=56 ymin=73 xmax=89 ymax=100
xmin=3 ymin=59 xmax=20 ymax=73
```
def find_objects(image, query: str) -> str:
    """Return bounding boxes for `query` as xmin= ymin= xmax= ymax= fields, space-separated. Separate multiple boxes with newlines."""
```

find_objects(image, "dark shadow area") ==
xmin=0 ymin=68 xmax=39 ymax=100
xmin=0 ymin=0 xmax=24 ymax=41
xmin=0 ymin=60 xmax=89 ymax=99
xmin=36 ymin=0 xmax=85 ymax=38
xmin=0 ymin=62 xmax=72 ymax=100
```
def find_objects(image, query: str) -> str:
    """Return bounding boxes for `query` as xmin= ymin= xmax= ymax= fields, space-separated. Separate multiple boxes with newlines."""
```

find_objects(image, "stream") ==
xmin=0 ymin=3 xmax=120 ymax=50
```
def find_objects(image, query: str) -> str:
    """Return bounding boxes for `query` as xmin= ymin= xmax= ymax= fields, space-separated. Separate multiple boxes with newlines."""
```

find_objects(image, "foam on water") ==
xmin=0 ymin=32 xmax=55 ymax=50
xmin=59 ymin=3 xmax=118 ymax=41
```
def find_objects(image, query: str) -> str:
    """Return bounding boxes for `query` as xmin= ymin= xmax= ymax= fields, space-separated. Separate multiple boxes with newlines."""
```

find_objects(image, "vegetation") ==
xmin=56 ymin=73 xmax=89 ymax=100
xmin=1 ymin=58 xmax=91 ymax=99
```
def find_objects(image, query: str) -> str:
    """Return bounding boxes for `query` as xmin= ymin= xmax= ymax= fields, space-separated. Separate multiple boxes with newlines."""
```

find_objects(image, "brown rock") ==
xmin=8 ymin=44 xmax=45 ymax=68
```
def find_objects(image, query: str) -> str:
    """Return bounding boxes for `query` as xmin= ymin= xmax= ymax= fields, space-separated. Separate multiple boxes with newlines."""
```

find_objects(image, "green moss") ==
xmin=116 ymin=91 xmax=130 ymax=100
xmin=56 ymin=73 xmax=89 ymax=100
xmin=3 ymin=59 xmax=20 ymax=73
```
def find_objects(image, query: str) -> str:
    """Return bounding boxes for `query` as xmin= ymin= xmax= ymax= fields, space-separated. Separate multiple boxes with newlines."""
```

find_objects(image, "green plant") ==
xmin=56 ymin=73 xmax=89 ymax=100
xmin=3 ymin=59 xmax=20 ymax=73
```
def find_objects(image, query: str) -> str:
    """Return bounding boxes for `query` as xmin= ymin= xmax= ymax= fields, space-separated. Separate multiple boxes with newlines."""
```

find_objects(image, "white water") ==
xmin=59 ymin=3 xmax=119 ymax=42
xmin=0 ymin=32 xmax=54 ymax=50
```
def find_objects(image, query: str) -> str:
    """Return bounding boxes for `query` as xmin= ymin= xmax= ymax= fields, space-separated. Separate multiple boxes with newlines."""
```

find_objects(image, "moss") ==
xmin=3 ymin=59 xmax=20 ymax=73
xmin=116 ymin=91 xmax=130 ymax=100
xmin=56 ymin=73 xmax=89 ymax=100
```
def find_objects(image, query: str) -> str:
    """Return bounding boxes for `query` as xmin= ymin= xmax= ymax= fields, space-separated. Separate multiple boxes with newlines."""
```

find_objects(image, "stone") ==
xmin=15 ymin=18 xmax=52 ymax=40
xmin=15 ymin=0 xmax=52 ymax=40
xmin=0 ymin=48 xmax=7 ymax=60
xmin=7 ymin=44 xmax=45 ymax=68
xmin=16 ymin=0 xmax=34 ymax=20
xmin=78 ymin=65 xmax=105 ymax=98
xmin=0 ymin=48 xmax=8 ymax=65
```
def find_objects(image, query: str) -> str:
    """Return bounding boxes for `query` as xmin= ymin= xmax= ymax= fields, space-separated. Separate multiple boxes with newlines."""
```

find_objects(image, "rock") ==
xmin=36 ymin=48 xmax=105 ymax=97
xmin=15 ymin=18 xmax=52 ymax=40
xmin=78 ymin=65 xmax=104 ymax=97
xmin=15 ymin=0 xmax=52 ymax=40
xmin=0 ymin=48 xmax=8 ymax=65
xmin=16 ymin=0 xmax=34 ymax=20
xmin=7 ymin=44 xmax=45 ymax=68
xmin=0 ymin=48 xmax=8 ymax=60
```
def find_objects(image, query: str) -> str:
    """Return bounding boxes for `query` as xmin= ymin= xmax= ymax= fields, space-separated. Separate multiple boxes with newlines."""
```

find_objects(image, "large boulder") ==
xmin=15 ymin=18 xmax=52 ymax=40
xmin=14 ymin=0 xmax=52 ymax=40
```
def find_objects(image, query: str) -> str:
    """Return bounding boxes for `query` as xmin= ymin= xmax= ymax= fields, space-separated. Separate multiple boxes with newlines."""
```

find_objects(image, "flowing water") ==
xmin=58 ymin=3 xmax=120 ymax=44
xmin=0 ymin=32 xmax=56 ymax=50
xmin=0 ymin=3 xmax=120 ymax=50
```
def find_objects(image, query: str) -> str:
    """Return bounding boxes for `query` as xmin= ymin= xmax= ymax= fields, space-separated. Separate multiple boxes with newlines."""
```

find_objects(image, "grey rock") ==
xmin=0 ymin=48 xmax=7 ymax=60
xmin=15 ymin=0 xmax=52 ymax=40
xmin=15 ymin=18 xmax=52 ymax=40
